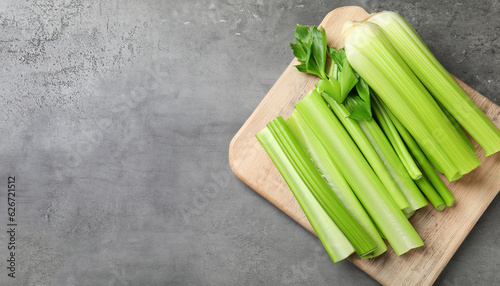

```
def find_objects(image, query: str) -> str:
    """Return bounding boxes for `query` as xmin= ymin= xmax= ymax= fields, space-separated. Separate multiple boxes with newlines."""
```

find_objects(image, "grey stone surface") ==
xmin=0 ymin=0 xmax=498 ymax=285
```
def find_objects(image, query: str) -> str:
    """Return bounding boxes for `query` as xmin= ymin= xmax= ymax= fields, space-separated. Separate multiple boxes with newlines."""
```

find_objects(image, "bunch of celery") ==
xmin=343 ymin=12 xmax=500 ymax=181
xmin=365 ymin=11 xmax=500 ymax=157
xmin=290 ymin=25 xmax=445 ymax=215
xmin=256 ymin=12 xmax=499 ymax=263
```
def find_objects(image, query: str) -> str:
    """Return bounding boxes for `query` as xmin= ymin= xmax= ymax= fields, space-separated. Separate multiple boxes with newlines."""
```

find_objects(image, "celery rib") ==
xmin=386 ymin=107 xmax=456 ymax=207
xmin=371 ymin=95 xmax=422 ymax=180
xmin=414 ymin=176 xmax=446 ymax=211
xmin=356 ymin=108 xmax=428 ymax=214
xmin=436 ymin=100 xmax=476 ymax=153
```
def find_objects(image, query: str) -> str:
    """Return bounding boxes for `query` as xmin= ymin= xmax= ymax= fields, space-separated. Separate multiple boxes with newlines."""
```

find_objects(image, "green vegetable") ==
xmin=385 ymin=105 xmax=456 ymax=207
xmin=257 ymin=116 xmax=377 ymax=257
xmin=295 ymin=90 xmax=423 ymax=255
xmin=343 ymin=78 xmax=372 ymax=120
xmin=367 ymin=11 xmax=500 ymax=157
xmin=322 ymin=93 xmax=413 ymax=213
xmin=316 ymin=78 xmax=341 ymax=103
xmin=344 ymin=95 xmax=371 ymax=120
xmin=436 ymin=100 xmax=476 ymax=153
xmin=292 ymin=25 xmax=371 ymax=120
xmin=414 ymin=176 xmax=446 ymax=211
xmin=286 ymin=110 xmax=387 ymax=258
xmin=328 ymin=47 xmax=346 ymax=75
xmin=290 ymin=25 xmax=328 ymax=79
xmin=337 ymin=59 xmax=358 ymax=102
xmin=372 ymin=95 xmax=445 ymax=211
xmin=353 ymin=77 xmax=371 ymax=117
xmin=371 ymin=95 xmax=422 ymax=180
xmin=356 ymin=106 xmax=428 ymax=214
xmin=343 ymin=21 xmax=480 ymax=181
xmin=257 ymin=123 xmax=355 ymax=262
xmin=328 ymin=47 xmax=371 ymax=119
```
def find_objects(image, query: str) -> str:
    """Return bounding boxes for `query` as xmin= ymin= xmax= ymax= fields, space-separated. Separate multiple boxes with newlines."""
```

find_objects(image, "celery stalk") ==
xmin=355 ymin=111 xmax=428 ymax=214
xmin=286 ymin=110 xmax=387 ymax=258
xmin=371 ymin=95 xmax=422 ymax=180
xmin=385 ymin=106 xmax=456 ymax=207
xmin=261 ymin=117 xmax=377 ymax=256
xmin=367 ymin=11 xmax=500 ymax=157
xmin=257 ymin=126 xmax=355 ymax=262
xmin=322 ymin=94 xmax=412 ymax=213
xmin=436 ymin=100 xmax=476 ymax=153
xmin=414 ymin=176 xmax=446 ymax=211
xmin=343 ymin=21 xmax=480 ymax=180
xmin=295 ymin=90 xmax=423 ymax=255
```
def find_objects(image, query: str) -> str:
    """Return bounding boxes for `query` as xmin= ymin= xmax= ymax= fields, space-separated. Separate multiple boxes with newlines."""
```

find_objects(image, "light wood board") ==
xmin=228 ymin=6 xmax=500 ymax=286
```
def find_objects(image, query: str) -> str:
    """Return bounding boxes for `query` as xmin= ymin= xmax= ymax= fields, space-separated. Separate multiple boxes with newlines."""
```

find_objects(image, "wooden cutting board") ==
xmin=228 ymin=6 xmax=500 ymax=286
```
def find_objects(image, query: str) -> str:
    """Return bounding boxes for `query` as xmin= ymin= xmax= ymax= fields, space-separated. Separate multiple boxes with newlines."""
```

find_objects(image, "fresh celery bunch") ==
xmin=323 ymin=95 xmax=417 ymax=214
xmin=373 ymin=95 xmax=452 ymax=210
xmin=257 ymin=123 xmax=356 ymax=262
xmin=343 ymin=21 xmax=481 ymax=181
xmin=367 ymin=11 xmax=500 ymax=157
xmin=286 ymin=110 xmax=387 ymax=258
xmin=295 ymin=90 xmax=423 ymax=255
xmin=384 ymin=104 xmax=456 ymax=207
xmin=291 ymin=25 xmax=424 ymax=212
xmin=356 ymin=99 xmax=428 ymax=214
xmin=257 ymin=117 xmax=377 ymax=257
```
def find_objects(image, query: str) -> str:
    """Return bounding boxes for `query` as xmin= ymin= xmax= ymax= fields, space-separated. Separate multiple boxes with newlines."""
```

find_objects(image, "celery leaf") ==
xmin=345 ymin=95 xmax=371 ymax=120
xmin=290 ymin=24 xmax=328 ymax=79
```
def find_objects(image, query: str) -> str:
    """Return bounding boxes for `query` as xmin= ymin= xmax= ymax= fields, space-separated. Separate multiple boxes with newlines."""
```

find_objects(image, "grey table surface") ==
xmin=0 ymin=0 xmax=499 ymax=285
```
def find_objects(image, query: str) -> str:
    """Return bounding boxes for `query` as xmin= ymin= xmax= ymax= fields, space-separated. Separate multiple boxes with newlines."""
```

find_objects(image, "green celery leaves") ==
xmin=291 ymin=24 xmax=372 ymax=120
xmin=291 ymin=25 xmax=328 ymax=79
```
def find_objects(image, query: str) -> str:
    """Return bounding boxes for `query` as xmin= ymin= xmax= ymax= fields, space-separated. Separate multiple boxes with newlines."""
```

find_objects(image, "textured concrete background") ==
xmin=0 ymin=0 xmax=498 ymax=285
